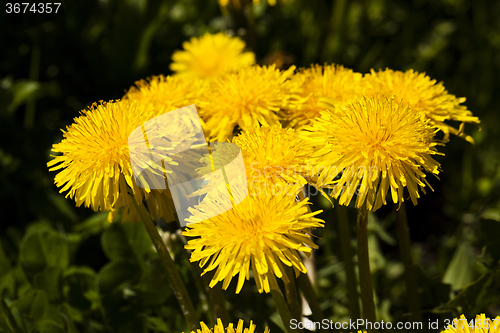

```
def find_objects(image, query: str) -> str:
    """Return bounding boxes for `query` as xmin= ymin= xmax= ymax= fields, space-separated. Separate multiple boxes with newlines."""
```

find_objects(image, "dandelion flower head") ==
xmin=170 ymin=32 xmax=255 ymax=80
xmin=47 ymin=99 xmax=198 ymax=223
xmin=232 ymin=125 xmax=315 ymax=195
xmin=286 ymin=64 xmax=363 ymax=129
xmin=185 ymin=319 xmax=270 ymax=333
xmin=183 ymin=182 xmax=324 ymax=293
xmin=124 ymin=75 xmax=210 ymax=115
xmin=301 ymin=95 xmax=442 ymax=211
xmin=363 ymin=69 xmax=480 ymax=143
xmin=202 ymin=64 xmax=295 ymax=141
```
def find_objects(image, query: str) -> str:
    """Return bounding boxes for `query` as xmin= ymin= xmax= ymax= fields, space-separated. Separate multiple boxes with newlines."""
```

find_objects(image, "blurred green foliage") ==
xmin=1 ymin=0 xmax=500 ymax=332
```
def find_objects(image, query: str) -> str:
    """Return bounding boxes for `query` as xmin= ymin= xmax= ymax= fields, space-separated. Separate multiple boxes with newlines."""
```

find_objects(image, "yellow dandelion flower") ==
xmin=301 ymin=95 xmax=442 ymax=211
xmin=185 ymin=319 xmax=270 ymax=333
xmin=183 ymin=183 xmax=324 ymax=294
xmin=202 ymin=64 xmax=295 ymax=141
xmin=170 ymin=32 xmax=255 ymax=80
xmin=47 ymin=99 xmax=195 ymax=223
xmin=124 ymin=75 xmax=210 ymax=114
xmin=286 ymin=64 xmax=363 ymax=129
xmin=441 ymin=314 xmax=500 ymax=333
xmin=232 ymin=125 xmax=315 ymax=195
xmin=363 ymin=68 xmax=480 ymax=143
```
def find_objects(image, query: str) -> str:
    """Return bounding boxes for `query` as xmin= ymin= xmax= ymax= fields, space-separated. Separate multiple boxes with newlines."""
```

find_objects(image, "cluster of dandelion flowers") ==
xmin=202 ymin=64 xmax=295 ymax=141
xmin=301 ymin=95 xmax=442 ymax=211
xmin=47 ymin=99 xmax=195 ymax=223
xmin=286 ymin=64 xmax=363 ymax=129
xmin=441 ymin=314 xmax=500 ymax=333
xmin=185 ymin=319 xmax=269 ymax=333
xmin=183 ymin=182 xmax=324 ymax=294
xmin=232 ymin=125 xmax=316 ymax=195
xmin=170 ymin=32 xmax=255 ymax=80
xmin=363 ymin=68 xmax=480 ymax=143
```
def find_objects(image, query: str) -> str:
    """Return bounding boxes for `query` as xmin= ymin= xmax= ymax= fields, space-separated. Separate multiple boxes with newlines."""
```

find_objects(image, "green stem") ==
xmin=245 ymin=3 xmax=256 ymax=53
xmin=295 ymin=190 xmax=327 ymax=331
xmin=335 ymin=206 xmax=361 ymax=320
xmin=270 ymin=285 xmax=299 ymax=333
xmin=396 ymin=203 xmax=422 ymax=323
xmin=284 ymin=266 xmax=302 ymax=320
xmin=356 ymin=207 xmax=378 ymax=333
xmin=133 ymin=200 xmax=199 ymax=331
xmin=297 ymin=273 xmax=328 ymax=333
xmin=183 ymin=247 xmax=215 ymax=327
xmin=177 ymin=231 xmax=230 ymax=326
xmin=207 ymin=279 xmax=230 ymax=325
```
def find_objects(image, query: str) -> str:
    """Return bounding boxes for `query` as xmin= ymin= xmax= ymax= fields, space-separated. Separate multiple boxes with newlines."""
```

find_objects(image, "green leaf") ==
xmin=47 ymin=193 xmax=78 ymax=224
xmin=442 ymin=242 xmax=476 ymax=291
xmin=19 ymin=228 xmax=69 ymax=281
xmin=73 ymin=212 xmax=109 ymax=236
xmin=146 ymin=316 xmax=170 ymax=332
xmin=416 ymin=267 xmax=451 ymax=311
xmin=62 ymin=267 xmax=97 ymax=311
xmin=37 ymin=321 xmax=65 ymax=333
xmin=8 ymin=80 xmax=59 ymax=114
xmin=368 ymin=211 xmax=396 ymax=246
xmin=481 ymin=208 xmax=500 ymax=222
xmin=12 ymin=290 xmax=49 ymax=322
xmin=97 ymin=260 xmax=142 ymax=296
xmin=130 ymin=259 xmax=172 ymax=306
xmin=0 ymin=272 xmax=16 ymax=300
xmin=101 ymin=222 xmax=154 ymax=263
xmin=0 ymin=297 xmax=24 ymax=333
xmin=438 ymin=268 xmax=494 ymax=312
xmin=0 ymin=239 xmax=15 ymax=298
xmin=60 ymin=313 xmax=80 ymax=333
xmin=34 ymin=268 xmax=63 ymax=303
xmin=97 ymin=259 xmax=146 ymax=332
xmin=478 ymin=219 xmax=500 ymax=267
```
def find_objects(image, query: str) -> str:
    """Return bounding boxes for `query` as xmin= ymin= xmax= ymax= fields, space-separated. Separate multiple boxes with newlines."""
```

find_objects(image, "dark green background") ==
xmin=1 ymin=0 xmax=500 ymax=332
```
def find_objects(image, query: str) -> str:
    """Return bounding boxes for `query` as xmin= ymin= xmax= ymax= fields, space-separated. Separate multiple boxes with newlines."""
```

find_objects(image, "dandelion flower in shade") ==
xmin=183 ymin=182 xmax=324 ymax=294
xmin=124 ymin=75 xmax=211 ymax=115
xmin=47 ymin=99 xmax=196 ymax=223
xmin=232 ymin=125 xmax=321 ymax=196
xmin=363 ymin=69 xmax=480 ymax=143
xmin=170 ymin=33 xmax=255 ymax=80
xmin=202 ymin=64 xmax=295 ymax=141
xmin=441 ymin=314 xmax=500 ymax=333
xmin=184 ymin=319 xmax=270 ymax=333
xmin=286 ymin=64 xmax=363 ymax=129
xmin=301 ymin=95 xmax=442 ymax=211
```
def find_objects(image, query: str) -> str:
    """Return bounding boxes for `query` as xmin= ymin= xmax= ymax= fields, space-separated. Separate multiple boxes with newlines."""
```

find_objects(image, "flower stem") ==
xmin=245 ymin=2 xmax=257 ymax=53
xmin=133 ymin=199 xmax=199 ymax=332
xmin=297 ymin=273 xmax=326 ymax=330
xmin=205 ymin=271 xmax=231 ymax=325
xmin=356 ymin=206 xmax=378 ymax=332
xmin=270 ymin=284 xmax=299 ymax=333
xmin=396 ymin=202 xmax=422 ymax=323
xmin=177 ymin=231 xmax=230 ymax=325
xmin=335 ymin=206 xmax=361 ymax=320
xmin=284 ymin=266 xmax=302 ymax=320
